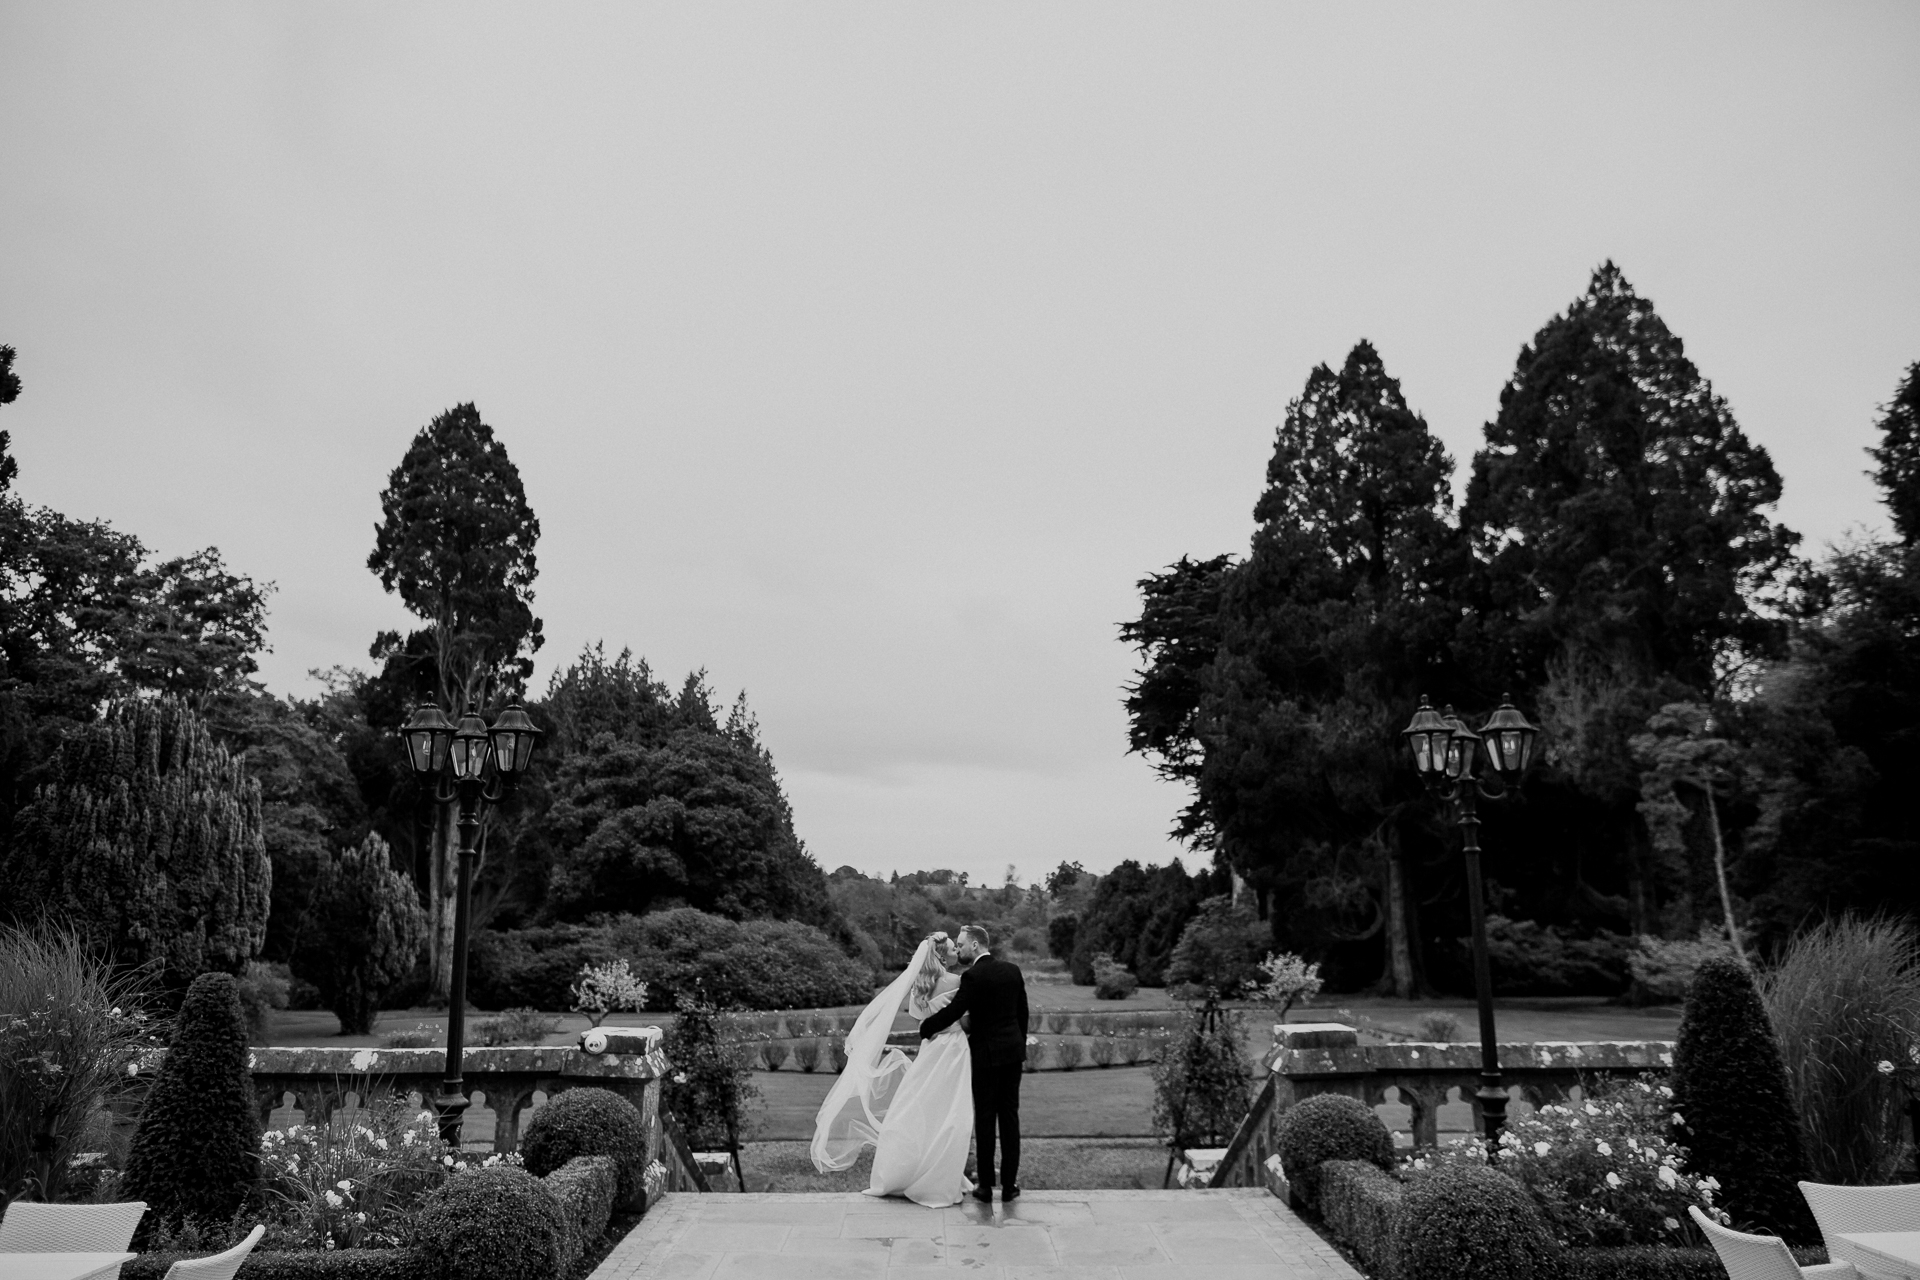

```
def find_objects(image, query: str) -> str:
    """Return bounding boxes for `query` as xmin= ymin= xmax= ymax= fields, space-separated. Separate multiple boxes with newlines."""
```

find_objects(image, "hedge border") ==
xmin=120 ymin=1251 xmax=424 ymax=1280
xmin=1312 ymin=1158 xmax=1833 ymax=1280
xmin=548 ymin=1154 xmax=619 ymax=1269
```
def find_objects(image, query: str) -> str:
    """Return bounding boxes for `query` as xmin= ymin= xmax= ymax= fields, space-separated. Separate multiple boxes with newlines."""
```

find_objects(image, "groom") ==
xmin=918 ymin=924 xmax=1030 ymax=1201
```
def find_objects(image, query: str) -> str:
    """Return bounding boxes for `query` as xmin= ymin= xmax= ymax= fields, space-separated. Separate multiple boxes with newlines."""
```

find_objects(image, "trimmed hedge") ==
xmin=411 ymin=1165 xmax=568 ymax=1280
xmin=1563 ymin=1245 xmax=1831 ymax=1279
xmin=521 ymin=1087 xmax=650 ymax=1208
xmin=1320 ymin=1159 xmax=1405 ymax=1275
xmin=121 ymin=1252 xmax=424 ymax=1280
xmin=1390 ymin=1163 xmax=1562 ymax=1280
xmin=547 ymin=1155 xmax=618 ymax=1269
xmin=123 ymin=972 xmax=261 ymax=1234
xmin=1273 ymin=1093 xmax=1394 ymax=1211
xmin=1672 ymin=956 xmax=1819 ymax=1242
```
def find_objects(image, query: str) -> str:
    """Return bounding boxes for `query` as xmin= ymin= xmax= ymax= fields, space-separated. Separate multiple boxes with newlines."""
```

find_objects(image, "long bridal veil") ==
xmin=810 ymin=937 xmax=933 ymax=1172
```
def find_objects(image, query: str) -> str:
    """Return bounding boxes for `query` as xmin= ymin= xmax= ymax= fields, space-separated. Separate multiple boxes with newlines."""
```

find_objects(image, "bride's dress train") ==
xmin=810 ymin=938 xmax=975 ymax=1208
xmin=865 ymin=977 xmax=971 ymax=1206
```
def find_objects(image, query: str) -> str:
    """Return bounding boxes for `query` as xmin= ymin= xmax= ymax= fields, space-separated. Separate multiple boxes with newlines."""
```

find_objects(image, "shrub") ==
xmin=570 ymin=958 xmax=647 ymax=1027
xmin=1409 ymin=1078 xmax=1727 ymax=1248
xmin=1254 ymin=951 xmax=1324 ymax=1019
xmin=292 ymin=835 xmax=429 ymax=1035
xmin=237 ymin=960 xmax=291 ymax=1043
xmin=545 ymin=1155 xmax=617 ymax=1268
xmin=520 ymin=1087 xmax=650 ymax=1208
xmin=123 ymin=972 xmax=260 ymax=1233
xmin=1672 ymin=956 xmax=1818 ymax=1241
xmin=1048 ymin=914 xmax=1078 ymax=960
xmin=611 ymin=909 xmax=874 ymax=1010
xmin=1089 ymin=1036 xmax=1116 ymax=1067
xmin=1167 ymin=895 xmax=1270 ymax=995
xmin=258 ymin=1096 xmax=481 ymax=1249
xmin=829 ymin=1041 xmax=849 ymax=1073
xmin=468 ymin=925 xmax=618 ymax=1011
xmin=1631 ymin=927 xmax=1742 ymax=1001
xmin=411 ymin=1165 xmax=568 ymax=1280
xmin=0 ymin=921 xmax=160 ymax=1202
xmin=1120 ymin=1036 xmax=1149 ymax=1066
xmin=1056 ymin=1039 xmax=1086 ymax=1071
xmin=1390 ymin=1163 xmax=1562 ymax=1280
xmin=1093 ymin=953 xmax=1138 ymax=1000
xmin=1475 ymin=915 xmax=1632 ymax=997
xmin=1273 ymin=1092 xmax=1394 ymax=1211
xmin=1418 ymin=1011 xmax=1461 ymax=1043
xmin=121 ymin=1252 xmax=425 ymax=1279
xmin=1152 ymin=1002 xmax=1254 ymax=1152
xmin=469 ymin=1007 xmax=560 ymax=1047
xmin=382 ymin=1023 xmax=439 ymax=1049
xmin=794 ymin=1038 xmax=821 ymax=1071
xmin=661 ymin=993 xmax=760 ymax=1152
xmin=1319 ymin=1159 xmax=1404 ymax=1276
xmin=3 ymin=697 xmax=270 ymax=998
xmin=1762 ymin=914 xmax=1920 ymax=1185
xmin=760 ymin=1040 xmax=789 ymax=1071
xmin=1010 ymin=926 xmax=1042 ymax=955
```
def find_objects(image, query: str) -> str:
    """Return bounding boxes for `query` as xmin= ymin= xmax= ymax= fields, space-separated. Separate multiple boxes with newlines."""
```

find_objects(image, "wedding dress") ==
xmin=810 ymin=938 xmax=974 ymax=1207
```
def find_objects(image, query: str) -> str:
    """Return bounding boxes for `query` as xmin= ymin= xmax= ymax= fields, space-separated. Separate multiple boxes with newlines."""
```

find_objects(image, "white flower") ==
xmin=336 ymin=1178 xmax=353 ymax=1191
xmin=1585 ymin=1101 xmax=1599 ymax=1115
xmin=126 ymin=1062 xmax=139 ymax=1077
xmin=324 ymin=1191 xmax=344 ymax=1209
xmin=1880 ymin=1060 xmax=1898 ymax=1075
xmin=374 ymin=1137 xmax=389 ymax=1151
xmin=1534 ymin=1141 xmax=1551 ymax=1157
xmin=1596 ymin=1141 xmax=1612 ymax=1157
xmin=1670 ymin=1112 xmax=1685 ymax=1128
xmin=672 ymin=1072 xmax=689 ymax=1085
xmin=1700 ymin=1176 xmax=1721 ymax=1191
xmin=442 ymin=1155 xmax=456 ymax=1167
xmin=1658 ymin=1165 xmax=1679 ymax=1188
xmin=401 ymin=1131 xmax=416 ymax=1146
xmin=1606 ymin=1172 xmax=1623 ymax=1189
xmin=1664 ymin=1216 xmax=1681 ymax=1231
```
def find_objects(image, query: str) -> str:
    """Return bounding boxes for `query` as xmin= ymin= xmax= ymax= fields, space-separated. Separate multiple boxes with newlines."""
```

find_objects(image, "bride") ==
xmin=810 ymin=932 xmax=973 ymax=1207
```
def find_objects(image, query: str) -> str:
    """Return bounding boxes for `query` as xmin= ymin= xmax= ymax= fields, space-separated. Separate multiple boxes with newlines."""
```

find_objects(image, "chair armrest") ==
xmin=1803 ymin=1263 xmax=1860 ymax=1279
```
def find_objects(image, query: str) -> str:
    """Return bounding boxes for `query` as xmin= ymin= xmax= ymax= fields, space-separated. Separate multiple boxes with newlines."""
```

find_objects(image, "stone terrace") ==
xmin=593 ymin=1188 xmax=1361 ymax=1279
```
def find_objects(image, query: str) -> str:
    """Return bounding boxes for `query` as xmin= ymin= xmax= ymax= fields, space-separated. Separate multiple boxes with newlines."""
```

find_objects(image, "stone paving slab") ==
xmin=591 ymin=1189 xmax=1362 ymax=1279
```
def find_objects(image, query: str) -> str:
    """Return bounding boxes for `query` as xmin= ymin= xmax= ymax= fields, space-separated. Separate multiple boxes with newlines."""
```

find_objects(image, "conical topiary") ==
xmin=123 ymin=971 xmax=261 ymax=1232
xmin=1671 ymin=956 xmax=1818 ymax=1242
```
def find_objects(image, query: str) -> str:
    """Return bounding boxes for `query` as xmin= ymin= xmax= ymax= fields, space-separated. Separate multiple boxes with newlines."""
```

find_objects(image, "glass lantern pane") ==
xmin=515 ymin=734 xmax=536 ymax=772
xmin=1412 ymin=737 xmax=1431 ymax=772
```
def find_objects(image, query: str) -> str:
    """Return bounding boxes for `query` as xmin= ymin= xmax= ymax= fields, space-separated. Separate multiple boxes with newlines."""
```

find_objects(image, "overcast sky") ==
xmin=2 ymin=5 xmax=1916 ymax=888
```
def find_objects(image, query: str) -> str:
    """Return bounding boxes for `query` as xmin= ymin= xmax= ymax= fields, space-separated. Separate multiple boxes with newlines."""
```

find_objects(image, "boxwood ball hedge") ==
xmin=1390 ymin=1163 xmax=1562 ymax=1280
xmin=1274 ymin=1092 xmax=1395 ymax=1211
xmin=520 ymin=1086 xmax=650 ymax=1206
xmin=411 ymin=1165 xmax=568 ymax=1280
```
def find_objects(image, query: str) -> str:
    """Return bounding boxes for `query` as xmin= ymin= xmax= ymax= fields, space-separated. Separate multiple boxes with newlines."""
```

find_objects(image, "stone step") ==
xmin=592 ymin=1188 xmax=1360 ymax=1279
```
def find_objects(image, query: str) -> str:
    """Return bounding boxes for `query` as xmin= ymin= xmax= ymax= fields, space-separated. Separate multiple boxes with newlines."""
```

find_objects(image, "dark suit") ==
xmin=919 ymin=953 xmax=1029 ymax=1190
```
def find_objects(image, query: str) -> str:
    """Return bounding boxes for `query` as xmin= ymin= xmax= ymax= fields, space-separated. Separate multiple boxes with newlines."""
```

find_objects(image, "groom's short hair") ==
xmin=960 ymin=925 xmax=991 ymax=950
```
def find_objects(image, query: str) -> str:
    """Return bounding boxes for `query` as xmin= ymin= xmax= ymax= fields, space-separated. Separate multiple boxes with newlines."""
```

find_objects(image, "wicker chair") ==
xmin=0 ymin=1200 xmax=148 ymax=1280
xmin=1691 ymin=1207 xmax=1861 ymax=1280
xmin=1799 ymin=1181 xmax=1920 ymax=1280
xmin=161 ymin=1224 xmax=264 ymax=1280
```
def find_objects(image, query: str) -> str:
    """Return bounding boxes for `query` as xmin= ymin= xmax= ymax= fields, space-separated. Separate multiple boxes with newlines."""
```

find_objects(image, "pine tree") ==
xmin=1670 ymin=957 xmax=1817 ymax=1241
xmin=292 ymin=834 xmax=429 ymax=1035
xmin=4 ymin=697 xmax=269 ymax=996
xmin=1868 ymin=362 xmax=1920 ymax=545
xmin=123 ymin=971 xmax=260 ymax=1231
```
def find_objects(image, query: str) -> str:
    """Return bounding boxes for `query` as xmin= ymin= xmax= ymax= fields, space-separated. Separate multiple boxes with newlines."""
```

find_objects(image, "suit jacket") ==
xmin=919 ymin=953 xmax=1029 ymax=1068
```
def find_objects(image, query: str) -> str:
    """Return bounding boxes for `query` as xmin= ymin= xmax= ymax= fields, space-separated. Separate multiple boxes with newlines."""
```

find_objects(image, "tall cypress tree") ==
xmin=4 ymin=697 xmax=269 ymax=996
xmin=292 ymin=834 xmax=429 ymax=1035
xmin=368 ymin=403 xmax=542 ymax=999
xmin=1192 ymin=341 xmax=1461 ymax=991
xmin=1461 ymin=264 xmax=1801 ymax=937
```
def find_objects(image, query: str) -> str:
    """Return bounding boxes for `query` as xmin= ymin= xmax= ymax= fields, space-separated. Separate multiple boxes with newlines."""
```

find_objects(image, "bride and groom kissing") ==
xmin=810 ymin=924 xmax=1031 ymax=1208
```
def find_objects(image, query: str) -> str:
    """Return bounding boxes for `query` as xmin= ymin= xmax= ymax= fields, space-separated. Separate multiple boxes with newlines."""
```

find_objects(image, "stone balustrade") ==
xmin=1208 ymin=1023 xmax=1677 ymax=1191
xmin=123 ymin=1031 xmax=672 ymax=1164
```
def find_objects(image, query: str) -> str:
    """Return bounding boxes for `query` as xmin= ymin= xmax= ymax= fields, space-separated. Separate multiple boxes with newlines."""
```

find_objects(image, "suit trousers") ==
xmin=970 ymin=1060 xmax=1023 ymax=1189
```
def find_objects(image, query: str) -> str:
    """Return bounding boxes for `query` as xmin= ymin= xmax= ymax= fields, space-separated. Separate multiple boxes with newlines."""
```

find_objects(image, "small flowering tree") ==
xmin=570 ymin=959 xmax=649 ymax=1028
xmin=1254 ymin=952 xmax=1323 ymax=1022
xmin=1404 ymin=1077 xmax=1726 ymax=1247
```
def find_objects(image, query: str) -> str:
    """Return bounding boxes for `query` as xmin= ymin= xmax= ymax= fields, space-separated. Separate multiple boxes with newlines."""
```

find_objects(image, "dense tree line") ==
xmin=0 ymin=372 xmax=839 ymax=1012
xmin=1125 ymin=265 xmax=1919 ymax=994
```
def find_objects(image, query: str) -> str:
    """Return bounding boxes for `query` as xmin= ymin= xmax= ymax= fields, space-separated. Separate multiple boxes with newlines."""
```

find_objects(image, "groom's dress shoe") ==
xmin=971 ymin=1187 xmax=994 ymax=1204
xmin=1003 ymin=1186 xmax=1021 ymax=1201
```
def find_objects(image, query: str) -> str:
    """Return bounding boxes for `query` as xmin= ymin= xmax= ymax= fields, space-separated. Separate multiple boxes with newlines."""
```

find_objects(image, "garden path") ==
xmin=590 ymin=1189 xmax=1361 ymax=1279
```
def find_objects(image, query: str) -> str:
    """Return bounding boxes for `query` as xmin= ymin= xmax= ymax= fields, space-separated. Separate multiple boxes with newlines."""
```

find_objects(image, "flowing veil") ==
xmin=810 ymin=937 xmax=934 ymax=1172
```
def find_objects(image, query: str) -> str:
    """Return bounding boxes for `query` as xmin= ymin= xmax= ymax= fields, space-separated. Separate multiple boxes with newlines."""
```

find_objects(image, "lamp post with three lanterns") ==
xmin=398 ymin=702 xmax=543 ymax=1145
xmin=1401 ymin=694 xmax=1539 ymax=1143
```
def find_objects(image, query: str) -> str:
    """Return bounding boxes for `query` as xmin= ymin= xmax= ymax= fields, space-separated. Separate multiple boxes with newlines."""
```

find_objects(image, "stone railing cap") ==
xmin=210 ymin=1039 xmax=669 ymax=1080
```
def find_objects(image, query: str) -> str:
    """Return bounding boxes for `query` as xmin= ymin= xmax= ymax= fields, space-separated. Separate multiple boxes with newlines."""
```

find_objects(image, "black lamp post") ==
xmin=1402 ymin=693 xmax=1539 ymax=1144
xmin=399 ymin=701 xmax=543 ymax=1146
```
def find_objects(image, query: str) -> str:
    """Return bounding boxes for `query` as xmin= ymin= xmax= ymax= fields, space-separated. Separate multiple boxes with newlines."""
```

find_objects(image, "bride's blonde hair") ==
xmin=913 ymin=933 xmax=951 ymax=1006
